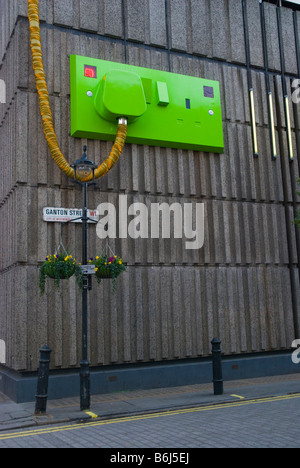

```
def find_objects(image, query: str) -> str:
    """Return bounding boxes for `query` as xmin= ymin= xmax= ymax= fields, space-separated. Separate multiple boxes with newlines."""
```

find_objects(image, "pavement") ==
xmin=0 ymin=373 xmax=299 ymax=433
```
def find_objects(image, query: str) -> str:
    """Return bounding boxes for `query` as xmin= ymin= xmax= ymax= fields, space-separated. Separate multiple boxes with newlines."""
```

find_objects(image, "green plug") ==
xmin=94 ymin=69 xmax=147 ymax=123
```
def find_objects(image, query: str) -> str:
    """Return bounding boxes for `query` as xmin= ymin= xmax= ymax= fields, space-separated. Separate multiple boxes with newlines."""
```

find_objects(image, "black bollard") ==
xmin=35 ymin=345 xmax=52 ymax=415
xmin=211 ymin=338 xmax=224 ymax=395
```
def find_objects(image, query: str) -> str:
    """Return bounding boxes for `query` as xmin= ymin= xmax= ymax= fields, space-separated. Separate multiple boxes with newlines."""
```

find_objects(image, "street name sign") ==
xmin=43 ymin=207 xmax=99 ymax=223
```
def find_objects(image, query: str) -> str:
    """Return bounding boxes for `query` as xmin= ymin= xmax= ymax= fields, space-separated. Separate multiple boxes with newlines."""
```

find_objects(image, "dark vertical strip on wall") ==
xmin=242 ymin=0 xmax=252 ymax=89
xmin=122 ymin=0 xmax=128 ymax=64
xmin=242 ymin=0 xmax=258 ymax=158
xmin=260 ymin=2 xmax=269 ymax=92
xmin=276 ymin=5 xmax=294 ymax=160
xmin=277 ymin=6 xmax=287 ymax=95
xmin=260 ymin=0 xmax=277 ymax=160
xmin=164 ymin=0 xmax=171 ymax=72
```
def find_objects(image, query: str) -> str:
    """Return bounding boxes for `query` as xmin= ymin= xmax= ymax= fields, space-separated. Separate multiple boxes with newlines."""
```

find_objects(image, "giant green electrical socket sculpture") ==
xmin=70 ymin=55 xmax=224 ymax=153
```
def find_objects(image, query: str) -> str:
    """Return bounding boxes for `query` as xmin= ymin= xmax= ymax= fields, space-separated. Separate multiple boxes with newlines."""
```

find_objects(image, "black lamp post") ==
xmin=71 ymin=145 xmax=97 ymax=411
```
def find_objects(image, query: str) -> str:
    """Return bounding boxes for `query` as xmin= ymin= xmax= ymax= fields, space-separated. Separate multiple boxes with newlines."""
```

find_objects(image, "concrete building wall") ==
xmin=0 ymin=0 xmax=300 ymax=374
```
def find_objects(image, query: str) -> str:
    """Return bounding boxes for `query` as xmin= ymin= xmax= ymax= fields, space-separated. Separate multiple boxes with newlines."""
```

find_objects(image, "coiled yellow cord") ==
xmin=28 ymin=0 xmax=127 ymax=182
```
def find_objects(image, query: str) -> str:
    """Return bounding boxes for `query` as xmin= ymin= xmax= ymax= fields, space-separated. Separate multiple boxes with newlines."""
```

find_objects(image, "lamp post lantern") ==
xmin=71 ymin=145 xmax=97 ymax=411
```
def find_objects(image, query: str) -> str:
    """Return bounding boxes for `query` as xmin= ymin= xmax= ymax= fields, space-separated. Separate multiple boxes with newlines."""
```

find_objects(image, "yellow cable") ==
xmin=28 ymin=0 xmax=127 ymax=182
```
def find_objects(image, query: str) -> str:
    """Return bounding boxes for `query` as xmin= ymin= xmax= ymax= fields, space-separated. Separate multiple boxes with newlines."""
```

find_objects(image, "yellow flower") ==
xmin=95 ymin=267 xmax=98 ymax=272
xmin=119 ymin=260 xmax=122 ymax=265
xmin=96 ymin=256 xmax=99 ymax=260
xmin=109 ymin=262 xmax=111 ymax=265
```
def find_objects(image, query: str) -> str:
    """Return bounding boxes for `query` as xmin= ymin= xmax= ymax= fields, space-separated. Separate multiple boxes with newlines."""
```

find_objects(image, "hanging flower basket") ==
xmin=90 ymin=255 xmax=126 ymax=293
xmin=39 ymin=254 xmax=83 ymax=295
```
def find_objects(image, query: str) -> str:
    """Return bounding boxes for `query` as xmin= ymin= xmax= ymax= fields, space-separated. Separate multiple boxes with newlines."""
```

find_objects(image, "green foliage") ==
xmin=39 ymin=254 xmax=83 ymax=295
xmin=90 ymin=255 xmax=126 ymax=293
